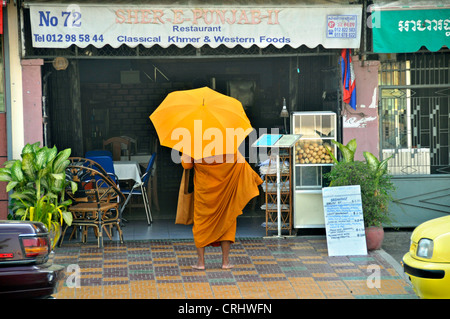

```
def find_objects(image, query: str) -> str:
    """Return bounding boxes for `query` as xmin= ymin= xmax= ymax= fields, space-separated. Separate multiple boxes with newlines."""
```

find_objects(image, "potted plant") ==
xmin=0 ymin=142 xmax=76 ymax=249
xmin=325 ymin=139 xmax=395 ymax=250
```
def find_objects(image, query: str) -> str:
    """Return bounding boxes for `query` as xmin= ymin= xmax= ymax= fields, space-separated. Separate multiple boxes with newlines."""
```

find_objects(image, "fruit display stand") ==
xmin=291 ymin=111 xmax=337 ymax=229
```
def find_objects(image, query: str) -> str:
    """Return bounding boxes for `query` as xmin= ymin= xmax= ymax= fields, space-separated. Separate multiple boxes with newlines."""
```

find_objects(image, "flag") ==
xmin=340 ymin=49 xmax=357 ymax=110
xmin=0 ymin=2 xmax=3 ymax=35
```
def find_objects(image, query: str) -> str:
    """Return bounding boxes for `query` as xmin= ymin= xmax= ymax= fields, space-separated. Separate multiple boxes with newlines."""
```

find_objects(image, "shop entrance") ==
xmin=42 ymin=53 xmax=340 ymax=224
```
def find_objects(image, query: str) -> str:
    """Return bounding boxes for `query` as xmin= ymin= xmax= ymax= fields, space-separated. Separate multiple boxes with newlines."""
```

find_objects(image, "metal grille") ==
xmin=379 ymin=52 xmax=450 ymax=175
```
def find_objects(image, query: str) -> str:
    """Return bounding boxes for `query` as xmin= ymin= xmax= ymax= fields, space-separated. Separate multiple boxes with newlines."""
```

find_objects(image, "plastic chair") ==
xmin=120 ymin=153 xmax=156 ymax=225
xmin=103 ymin=137 xmax=131 ymax=161
xmin=84 ymin=155 xmax=118 ymax=184
xmin=85 ymin=150 xmax=113 ymax=158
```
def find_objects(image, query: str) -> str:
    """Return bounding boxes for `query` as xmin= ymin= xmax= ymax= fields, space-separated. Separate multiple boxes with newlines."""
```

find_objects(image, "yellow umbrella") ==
xmin=150 ymin=87 xmax=253 ymax=160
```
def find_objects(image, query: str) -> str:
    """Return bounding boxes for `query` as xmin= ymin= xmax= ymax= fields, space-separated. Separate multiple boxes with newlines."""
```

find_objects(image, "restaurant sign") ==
xmin=372 ymin=7 xmax=450 ymax=53
xmin=27 ymin=4 xmax=362 ymax=49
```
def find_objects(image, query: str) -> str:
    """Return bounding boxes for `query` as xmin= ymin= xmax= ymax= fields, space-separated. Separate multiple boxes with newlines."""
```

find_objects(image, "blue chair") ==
xmin=120 ymin=153 xmax=156 ymax=225
xmin=69 ymin=157 xmax=111 ymax=181
xmin=85 ymin=155 xmax=118 ymax=184
xmin=85 ymin=150 xmax=113 ymax=158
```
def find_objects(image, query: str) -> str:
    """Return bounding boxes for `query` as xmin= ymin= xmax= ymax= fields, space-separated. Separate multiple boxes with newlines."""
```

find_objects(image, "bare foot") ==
xmin=192 ymin=265 xmax=205 ymax=270
xmin=222 ymin=264 xmax=234 ymax=270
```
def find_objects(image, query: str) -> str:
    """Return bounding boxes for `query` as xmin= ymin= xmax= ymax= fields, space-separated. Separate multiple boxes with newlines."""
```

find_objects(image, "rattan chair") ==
xmin=69 ymin=157 xmax=115 ymax=182
xmin=60 ymin=165 xmax=126 ymax=248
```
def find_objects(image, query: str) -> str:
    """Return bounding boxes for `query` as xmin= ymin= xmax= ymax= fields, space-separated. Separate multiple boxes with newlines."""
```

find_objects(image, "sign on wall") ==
xmin=322 ymin=185 xmax=367 ymax=257
xmin=371 ymin=7 xmax=450 ymax=53
xmin=27 ymin=4 xmax=362 ymax=49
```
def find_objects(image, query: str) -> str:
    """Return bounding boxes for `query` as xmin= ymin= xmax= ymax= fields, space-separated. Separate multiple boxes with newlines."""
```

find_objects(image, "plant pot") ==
xmin=365 ymin=226 xmax=384 ymax=251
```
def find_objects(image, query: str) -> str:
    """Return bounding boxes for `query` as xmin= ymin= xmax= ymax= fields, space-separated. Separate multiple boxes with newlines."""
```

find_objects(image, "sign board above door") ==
xmin=26 ymin=4 xmax=362 ymax=49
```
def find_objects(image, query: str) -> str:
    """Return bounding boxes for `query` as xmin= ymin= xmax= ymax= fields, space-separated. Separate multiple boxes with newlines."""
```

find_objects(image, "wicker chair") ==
xmin=60 ymin=165 xmax=126 ymax=248
xmin=71 ymin=156 xmax=118 ymax=184
xmin=69 ymin=157 xmax=112 ymax=180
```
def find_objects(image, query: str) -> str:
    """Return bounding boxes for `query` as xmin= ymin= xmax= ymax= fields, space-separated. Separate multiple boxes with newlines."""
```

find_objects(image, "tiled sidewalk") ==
xmin=53 ymin=236 xmax=417 ymax=299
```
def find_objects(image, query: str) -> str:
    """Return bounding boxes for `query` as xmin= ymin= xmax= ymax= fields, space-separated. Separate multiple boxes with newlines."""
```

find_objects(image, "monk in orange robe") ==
xmin=181 ymin=152 xmax=262 ymax=269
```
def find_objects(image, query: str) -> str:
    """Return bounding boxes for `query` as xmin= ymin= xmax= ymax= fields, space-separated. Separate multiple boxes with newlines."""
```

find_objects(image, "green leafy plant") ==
xmin=363 ymin=151 xmax=392 ymax=190
xmin=326 ymin=138 xmax=357 ymax=163
xmin=0 ymin=142 xmax=77 ymax=248
xmin=324 ymin=139 xmax=395 ymax=228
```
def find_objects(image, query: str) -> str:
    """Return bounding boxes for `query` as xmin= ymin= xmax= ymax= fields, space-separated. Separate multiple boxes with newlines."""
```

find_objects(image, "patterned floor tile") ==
xmin=53 ymin=237 xmax=418 ymax=299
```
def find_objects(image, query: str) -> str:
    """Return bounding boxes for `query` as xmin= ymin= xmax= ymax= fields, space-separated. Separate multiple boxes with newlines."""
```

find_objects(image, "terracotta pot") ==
xmin=365 ymin=226 xmax=384 ymax=251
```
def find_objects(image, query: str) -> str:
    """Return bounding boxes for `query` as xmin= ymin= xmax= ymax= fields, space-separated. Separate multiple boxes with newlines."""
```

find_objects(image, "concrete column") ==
xmin=21 ymin=59 xmax=44 ymax=146
xmin=7 ymin=4 xmax=24 ymax=159
xmin=342 ymin=56 xmax=380 ymax=160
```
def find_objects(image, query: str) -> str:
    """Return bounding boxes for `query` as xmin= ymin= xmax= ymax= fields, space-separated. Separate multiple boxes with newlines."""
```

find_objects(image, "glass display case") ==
xmin=291 ymin=111 xmax=337 ymax=228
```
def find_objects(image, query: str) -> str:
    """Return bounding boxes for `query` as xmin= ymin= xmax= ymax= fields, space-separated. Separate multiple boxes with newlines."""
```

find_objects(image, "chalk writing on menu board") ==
xmin=322 ymin=185 xmax=367 ymax=257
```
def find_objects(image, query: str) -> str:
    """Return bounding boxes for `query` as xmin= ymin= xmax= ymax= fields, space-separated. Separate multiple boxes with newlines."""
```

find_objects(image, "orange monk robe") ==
xmin=182 ymin=153 xmax=263 ymax=248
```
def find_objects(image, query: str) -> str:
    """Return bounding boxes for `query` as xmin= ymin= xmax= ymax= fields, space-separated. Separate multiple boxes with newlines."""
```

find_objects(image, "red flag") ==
xmin=0 ymin=2 xmax=3 ymax=35
xmin=340 ymin=49 xmax=356 ymax=110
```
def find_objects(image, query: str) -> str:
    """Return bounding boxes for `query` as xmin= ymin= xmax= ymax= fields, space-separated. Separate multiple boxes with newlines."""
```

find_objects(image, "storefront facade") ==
xmin=369 ymin=0 xmax=450 ymax=227
xmin=4 ymin=0 xmax=448 ymax=228
xmin=10 ymin=0 xmax=364 ymax=225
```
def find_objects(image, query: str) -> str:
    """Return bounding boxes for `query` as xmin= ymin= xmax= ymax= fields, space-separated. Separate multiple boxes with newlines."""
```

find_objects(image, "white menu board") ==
xmin=322 ymin=185 xmax=367 ymax=256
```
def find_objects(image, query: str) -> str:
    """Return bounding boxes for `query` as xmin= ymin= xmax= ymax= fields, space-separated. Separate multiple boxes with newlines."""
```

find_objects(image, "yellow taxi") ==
xmin=402 ymin=215 xmax=450 ymax=299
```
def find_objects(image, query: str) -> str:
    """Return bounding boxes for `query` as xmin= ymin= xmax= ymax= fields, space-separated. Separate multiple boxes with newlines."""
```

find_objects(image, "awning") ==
xmin=371 ymin=1 xmax=450 ymax=53
xmin=25 ymin=3 xmax=362 ymax=50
